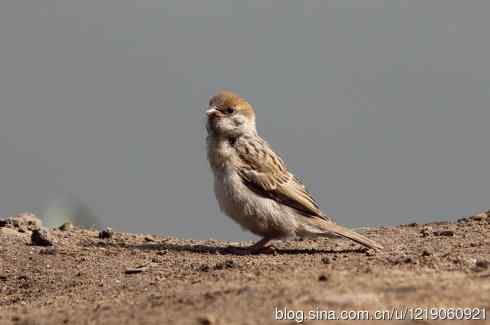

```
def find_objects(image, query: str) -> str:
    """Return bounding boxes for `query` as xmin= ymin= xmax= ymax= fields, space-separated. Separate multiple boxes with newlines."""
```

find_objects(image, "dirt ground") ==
xmin=1 ymin=212 xmax=489 ymax=325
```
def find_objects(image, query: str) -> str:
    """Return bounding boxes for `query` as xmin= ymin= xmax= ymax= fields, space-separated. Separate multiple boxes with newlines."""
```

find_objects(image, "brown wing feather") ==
xmin=235 ymin=136 xmax=326 ymax=219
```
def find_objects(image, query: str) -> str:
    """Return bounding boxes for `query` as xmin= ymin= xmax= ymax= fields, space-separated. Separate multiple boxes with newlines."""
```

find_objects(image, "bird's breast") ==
xmin=213 ymin=169 xmax=250 ymax=218
xmin=206 ymin=137 xmax=236 ymax=171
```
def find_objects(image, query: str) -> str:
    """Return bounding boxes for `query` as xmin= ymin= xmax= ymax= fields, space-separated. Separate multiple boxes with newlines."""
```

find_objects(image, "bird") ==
xmin=205 ymin=90 xmax=383 ymax=254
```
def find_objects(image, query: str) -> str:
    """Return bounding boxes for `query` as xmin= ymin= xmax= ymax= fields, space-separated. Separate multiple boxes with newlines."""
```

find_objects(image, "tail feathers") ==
xmin=317 ymin=220 xmax=383 ymax=251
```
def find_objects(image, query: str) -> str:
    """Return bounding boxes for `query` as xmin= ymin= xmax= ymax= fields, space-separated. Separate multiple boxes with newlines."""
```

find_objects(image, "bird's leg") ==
xmin=225 ymin=238 xmax=275 ymax=255
xmin=247 ymin=238 xmax=272 ymax=252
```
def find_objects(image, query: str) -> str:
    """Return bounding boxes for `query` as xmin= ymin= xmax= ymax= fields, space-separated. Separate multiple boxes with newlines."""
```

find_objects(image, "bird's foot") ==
xmin=223 ymin=238 xmax=276 ymax=255
xmin=255 ymin=245 xmax=277 ymax=255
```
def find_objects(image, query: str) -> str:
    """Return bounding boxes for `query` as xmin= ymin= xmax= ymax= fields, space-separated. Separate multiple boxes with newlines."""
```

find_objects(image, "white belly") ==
xmin=213 ymin=168 xmax=297 ymax=238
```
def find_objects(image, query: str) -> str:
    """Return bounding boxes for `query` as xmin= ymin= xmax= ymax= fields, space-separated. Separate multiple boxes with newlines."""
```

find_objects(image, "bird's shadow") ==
xmin=123 ymin=242 xmax=367 ymax=256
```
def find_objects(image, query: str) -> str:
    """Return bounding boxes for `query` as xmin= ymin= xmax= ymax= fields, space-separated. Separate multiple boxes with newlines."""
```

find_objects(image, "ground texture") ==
xmin=1 ymin=212 xmax=490 ymax=324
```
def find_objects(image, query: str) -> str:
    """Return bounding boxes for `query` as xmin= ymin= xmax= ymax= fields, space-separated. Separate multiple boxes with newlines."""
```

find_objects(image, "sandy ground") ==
xmin=1 ymin=212 xmax=490 ymax=325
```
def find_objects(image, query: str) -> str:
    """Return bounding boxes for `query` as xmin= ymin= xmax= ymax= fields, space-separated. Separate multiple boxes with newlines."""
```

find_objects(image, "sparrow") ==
xmin=206 ymin=90 xmax=383 ymax=253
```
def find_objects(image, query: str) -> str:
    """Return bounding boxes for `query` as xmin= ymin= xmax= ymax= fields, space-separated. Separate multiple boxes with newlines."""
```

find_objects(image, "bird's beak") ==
xmin=206 ymin=106 xmax=218 ymax=117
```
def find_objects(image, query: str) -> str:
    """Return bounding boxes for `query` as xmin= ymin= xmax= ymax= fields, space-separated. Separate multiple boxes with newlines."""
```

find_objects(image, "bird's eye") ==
xmin=225 ymin=107 xmax=235 ymax=114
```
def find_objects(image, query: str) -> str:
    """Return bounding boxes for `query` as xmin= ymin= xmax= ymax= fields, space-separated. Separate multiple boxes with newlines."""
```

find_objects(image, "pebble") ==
xmin=59 ymin=222 xmax=74 ymax=231
xmin=125 ymin=266 xmax=148 ymax=274
xmin=433 ymin=230 xmax=455 ymax=237
xmin=420 ymin=226 xmax=432 ymax=237
xmin=421 ymin=249 xmax=432 ymax=257
xmin=198 ymin=265 xmax=210 ymax=272
xmin=197 ymin=314 xmax=216 ymax=325
xmin=475 ymin=260 xmax=490 ymax=269
xmin=214 ymin=260 xmax=239 ymax=270
xmin=365 ymin=249 xmax=376 ymax=257
xmin=31 ymin=228 xmax=53 ymax=246
xmin=98 ymin=227 xmax=113 ymax=239
xmin=470 ymin=211 xmax=489 ymax=221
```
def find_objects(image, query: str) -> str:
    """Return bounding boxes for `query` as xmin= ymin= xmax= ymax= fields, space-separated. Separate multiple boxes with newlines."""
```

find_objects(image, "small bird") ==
xmin=206 ymin=90 xmax=383 ymax=253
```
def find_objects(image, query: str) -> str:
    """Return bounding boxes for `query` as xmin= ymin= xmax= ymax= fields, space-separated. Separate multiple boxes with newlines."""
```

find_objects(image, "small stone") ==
xmin=420 ymin=226 xmax=432 ymax=237
xmin=321 ymin=257 xmax=331 ymax=264
xmin=31 ymin=228 xmax=53 ymax=246
xmin=226 ymin=260 xmax=239 ymax=268
xmin=98 ymin=227 xmax=113 ymax=239
xmin=144 ymin=236 xmax=155 ymax=242
xmin=318 ymin=274 xmax=329 ymax=282
xmin=421 ymin=249 xmax=432 ymax=257
xmin=433 ymin=230 xmax=454 ymax=237
xmin=470 ymin=212 xmax=489 ymax=221
xmin=125 ymin=266 xmax=148 ymax=274
xmin=214 ymin=260 xmax=239 ymax=270
xmin=402 ymin=256 xmax=416 ymax=264
xmin=475 ymin=260 xmax=490 ymax=269
xmin=198 ymin=264 xmax=210 ymax=272
xmin=197 ymin=314 xmax=216 ymax=325
xmin=365 ymin=249 xmax=376 ymax=257
xmin=59 ymin=222 xmax=74 ymax=231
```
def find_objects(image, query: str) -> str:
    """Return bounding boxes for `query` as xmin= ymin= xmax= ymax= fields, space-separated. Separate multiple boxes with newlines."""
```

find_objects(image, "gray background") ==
xmin=0 ymin=1 xmax=489 ymax=240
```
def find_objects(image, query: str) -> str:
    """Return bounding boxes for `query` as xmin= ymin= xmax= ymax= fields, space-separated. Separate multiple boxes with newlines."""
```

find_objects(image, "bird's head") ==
xmin=206 ymin=90 xmax=256 ymax=138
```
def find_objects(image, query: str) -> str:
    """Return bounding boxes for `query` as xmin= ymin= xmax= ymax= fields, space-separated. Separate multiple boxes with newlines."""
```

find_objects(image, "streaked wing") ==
xmin=234 ymin=136 xmax=324 ymax=218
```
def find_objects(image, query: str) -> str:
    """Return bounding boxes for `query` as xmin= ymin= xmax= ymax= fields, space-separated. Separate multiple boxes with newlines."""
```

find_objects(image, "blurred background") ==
xmin=0 ymin=1 xmax=489 ymax=240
